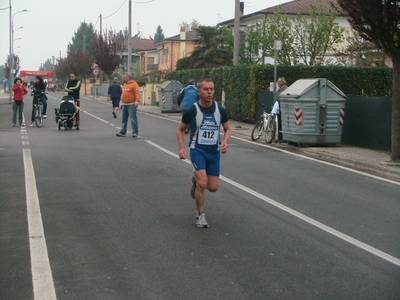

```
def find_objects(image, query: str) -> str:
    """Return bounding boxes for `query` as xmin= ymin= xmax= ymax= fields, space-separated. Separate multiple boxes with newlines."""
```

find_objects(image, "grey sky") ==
xmin=1 ymin=0 xmax=287 ymax=71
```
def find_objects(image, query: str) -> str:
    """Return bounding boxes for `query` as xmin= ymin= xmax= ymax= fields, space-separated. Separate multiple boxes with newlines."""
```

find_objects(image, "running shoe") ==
xmin=196 ymin=212 xmax=209 ymax=228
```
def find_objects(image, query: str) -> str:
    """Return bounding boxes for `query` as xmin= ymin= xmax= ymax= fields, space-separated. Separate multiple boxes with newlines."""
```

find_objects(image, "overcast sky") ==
xmin=0 ymin=0 xmax=287 ymax=71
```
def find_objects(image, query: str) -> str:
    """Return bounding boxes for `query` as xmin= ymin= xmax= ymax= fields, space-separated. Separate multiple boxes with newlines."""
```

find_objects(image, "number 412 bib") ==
xmin=198 ymin=123 xmax=219 ymax=145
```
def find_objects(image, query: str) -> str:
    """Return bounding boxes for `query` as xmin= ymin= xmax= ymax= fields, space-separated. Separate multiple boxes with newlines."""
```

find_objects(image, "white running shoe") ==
xmin=43 ymin=115 xmax=47 ymax=119
xmin=196 ymin=212 xmax=209 ymax=228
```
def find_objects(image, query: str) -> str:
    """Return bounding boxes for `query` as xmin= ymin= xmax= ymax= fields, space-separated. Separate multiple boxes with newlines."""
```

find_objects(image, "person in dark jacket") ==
xmin=107 ymin=77 xmax=122 ymax=118
xmin=65 ymin=73 xmax=81 ymax=128
xmin=30 ymin=75 xmax=47 ymax=126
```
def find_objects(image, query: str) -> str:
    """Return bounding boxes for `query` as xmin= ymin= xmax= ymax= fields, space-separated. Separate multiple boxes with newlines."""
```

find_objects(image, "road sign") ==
xmin=93 ymin=69 xmax=99 ymax=75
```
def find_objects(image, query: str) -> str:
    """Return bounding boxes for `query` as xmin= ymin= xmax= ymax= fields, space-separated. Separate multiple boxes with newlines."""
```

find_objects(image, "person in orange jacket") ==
xmin=116 ymin=74 xmax=140 ymax=137
xmin=11 ymin=77 xmax=28 ymax=127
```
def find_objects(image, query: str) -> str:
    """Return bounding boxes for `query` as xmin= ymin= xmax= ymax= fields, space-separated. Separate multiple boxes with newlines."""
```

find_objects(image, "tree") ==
xmin=240 ymin=3 xmax=343 ymax=66
xmin=241 ymin=10 xmax=296 ymax=65
xmin=335 ymin=0 xmax=400 ymax=160
xmin=175 ymin=57 xmax=192 ymax=71
xmin=55 ymin=51 xmax=92 ymax=81
xmin=292 ymin=3 xmax=344 ymax=65
xmin=40 ymin=58 xmax=53 ymax=70
xmin=0 ymin=65 xmax=5 ymax=78
xmin=154 ymin=25 xmax=165 ymax=42
xmin=334 ymin=29 xmax=387 ymax=66
xmin=117 ymin=27 xmax=129 ymax=41
xmin=92 ymin=29 xmax=124 ymax=82
xmin=179 ymin=19 xmax=200 ymax=31
xmin=186 ymin=26 xmax=233 ymax=69
xmin=68 ymin=22 xmax=96 ymax=58
xmin=4 ymin=55 xmax=20 ymax=79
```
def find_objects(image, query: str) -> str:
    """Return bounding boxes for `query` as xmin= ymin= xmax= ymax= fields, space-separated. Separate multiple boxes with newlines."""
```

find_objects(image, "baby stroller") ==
xmin=54 ymin=95 xmax=79 ymax=130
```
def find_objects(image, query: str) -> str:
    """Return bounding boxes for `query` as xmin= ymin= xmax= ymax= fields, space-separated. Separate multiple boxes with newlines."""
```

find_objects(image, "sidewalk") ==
xmin=2 ymin=91 xmax=399 ymax=182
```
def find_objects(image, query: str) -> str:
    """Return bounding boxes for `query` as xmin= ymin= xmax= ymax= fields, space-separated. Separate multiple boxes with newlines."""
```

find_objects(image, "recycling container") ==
xmin=278 ymin=78 xmax=346 ymax=146
xmin=158 ymin=80 xmax=183 ymax=113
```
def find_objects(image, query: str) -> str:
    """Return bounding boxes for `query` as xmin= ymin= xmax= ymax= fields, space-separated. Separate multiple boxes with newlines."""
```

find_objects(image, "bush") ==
xmin=166 ymin=65 xmax=392 ymax=122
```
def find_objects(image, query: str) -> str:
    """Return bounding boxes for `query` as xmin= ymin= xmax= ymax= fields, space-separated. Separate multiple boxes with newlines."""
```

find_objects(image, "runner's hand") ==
xmin=179 ymin=148 xmax=187 ymax=160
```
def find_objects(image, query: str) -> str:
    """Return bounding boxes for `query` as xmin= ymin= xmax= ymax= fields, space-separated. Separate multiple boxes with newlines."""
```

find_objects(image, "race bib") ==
xmin=198 ymin=123 xmax=219 ymax=145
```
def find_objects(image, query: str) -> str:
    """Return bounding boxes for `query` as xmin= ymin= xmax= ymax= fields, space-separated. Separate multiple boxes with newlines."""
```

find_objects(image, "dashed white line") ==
xmin=145 ymin=139 xmax=400 ymax=268
xmin=23 ymin=148 xmax=57 ymax=300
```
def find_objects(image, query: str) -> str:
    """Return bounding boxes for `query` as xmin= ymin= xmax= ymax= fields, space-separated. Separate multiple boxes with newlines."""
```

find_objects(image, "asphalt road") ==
xmin=1 ymin=92 xmax=399 ymax=300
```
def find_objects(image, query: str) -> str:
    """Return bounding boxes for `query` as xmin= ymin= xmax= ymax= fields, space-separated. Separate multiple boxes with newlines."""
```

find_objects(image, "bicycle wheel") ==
xmin=34 ymin=105 xmax=43 ymax=127
xmin=251 ymin=119 xmax=264 ymax=141
xmin=265 ymin=117 xmax=276 ymax=143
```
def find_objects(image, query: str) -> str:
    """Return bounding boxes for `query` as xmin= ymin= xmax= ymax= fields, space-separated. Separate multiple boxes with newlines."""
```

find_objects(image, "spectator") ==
xmin=116 ymin=74 xmax=140 ymax=137
xmin=107 ymin=77 xmax=122 ymax=118
xmin=11 ymin=77 xmax=28 ymax=127
xmin=274 ymin=77 xmax=288 ymax=143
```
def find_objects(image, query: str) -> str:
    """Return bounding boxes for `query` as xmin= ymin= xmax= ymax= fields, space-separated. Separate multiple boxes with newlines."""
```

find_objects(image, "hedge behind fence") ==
xmin=166 ymin=65 xmax=392 ymax=123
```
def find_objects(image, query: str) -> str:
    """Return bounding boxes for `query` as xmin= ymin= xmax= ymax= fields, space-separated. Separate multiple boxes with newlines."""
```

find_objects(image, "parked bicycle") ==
xmin=31 ymin=92 xmax=47 ymax=127
xmin=251 ymin=103 xmax=276 ymax=143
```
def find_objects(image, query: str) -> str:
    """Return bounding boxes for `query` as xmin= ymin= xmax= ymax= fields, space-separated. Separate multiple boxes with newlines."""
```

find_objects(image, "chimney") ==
xmin=180 ymin=26 xmax=186 ymax=40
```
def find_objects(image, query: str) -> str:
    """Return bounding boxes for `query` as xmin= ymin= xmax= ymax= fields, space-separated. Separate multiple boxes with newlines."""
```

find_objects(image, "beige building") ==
xmin=155 ymin=28 xmax=197 ymax=77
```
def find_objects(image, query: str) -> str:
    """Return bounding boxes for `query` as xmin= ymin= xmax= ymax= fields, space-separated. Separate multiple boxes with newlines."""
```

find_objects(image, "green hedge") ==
xmin=166 ymin=65 xmax=392 ymax=122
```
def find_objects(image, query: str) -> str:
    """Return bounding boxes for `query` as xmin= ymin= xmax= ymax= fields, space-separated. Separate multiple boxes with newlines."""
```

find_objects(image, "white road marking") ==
xmin=23 ymin=149 xmax=57 ymax=299
xmin=82 ymin=108 xmax=399 ymax=186
xmin=233 ymin=136 xmax=400 ymax=186
xmin=82 ymin=110 xmax=109 ymax=123
xmin=145 ymin=140 xmax=400 ymax=267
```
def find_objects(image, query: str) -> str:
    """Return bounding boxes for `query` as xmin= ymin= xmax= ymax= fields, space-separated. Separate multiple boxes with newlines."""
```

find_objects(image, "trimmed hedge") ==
xmin=166 ymin=65 xmax=392 ymax=122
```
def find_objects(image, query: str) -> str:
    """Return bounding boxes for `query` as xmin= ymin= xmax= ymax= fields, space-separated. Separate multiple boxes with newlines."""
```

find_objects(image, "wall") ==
xmin=257 ymin=91 xmax=392 ymax=151
xmin=142 ymin=83 xmax=162 ymax=105
xmin=341 ymin=95 xmax=392 ymax=151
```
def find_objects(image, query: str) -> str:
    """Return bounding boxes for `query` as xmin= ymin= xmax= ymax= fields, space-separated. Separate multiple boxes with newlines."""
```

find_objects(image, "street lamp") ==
xmin=273 ymin=40 xmax=282 ymax=100
xmin=9 ymin=6 xmax=28 ymax=103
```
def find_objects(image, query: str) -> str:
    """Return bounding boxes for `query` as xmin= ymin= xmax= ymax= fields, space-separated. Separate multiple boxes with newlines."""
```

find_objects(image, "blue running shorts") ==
xmin=190 ymin=147 xmax=221 ymax=176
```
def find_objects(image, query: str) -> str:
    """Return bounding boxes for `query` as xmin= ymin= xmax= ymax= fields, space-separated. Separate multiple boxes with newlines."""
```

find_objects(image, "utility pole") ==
xmin=9 ymin=0 xmax=12 ymax=104
xmin=128 ymin=0 xmax=132 ymax=76
xmin=233 ymin=0 xmax=240 ymax=66
xmin=99 ymin=14 xmax=103 ymax=86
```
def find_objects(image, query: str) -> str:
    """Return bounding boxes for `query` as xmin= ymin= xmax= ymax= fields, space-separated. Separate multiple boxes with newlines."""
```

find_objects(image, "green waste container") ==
xmin=158 ymin=80 xmax=183 ymax=113
xmin=279 ymin=78 xmax=346 ymax=146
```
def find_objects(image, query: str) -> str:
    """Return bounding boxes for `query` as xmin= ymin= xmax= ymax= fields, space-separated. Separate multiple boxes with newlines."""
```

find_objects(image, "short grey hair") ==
xmin=278 ymin=77 xmax=286 ymax=84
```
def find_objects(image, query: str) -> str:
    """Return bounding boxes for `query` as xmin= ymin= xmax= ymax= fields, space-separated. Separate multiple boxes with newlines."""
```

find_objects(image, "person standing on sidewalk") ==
xmin=116 ymin=74 xmax=140 ymax=137
xmin=107 ymin=77 xmax=122 ymax=118
xmin=65 ymin=73 xmax=81 ymax=129
xmin=176 ymin=78 xmax=232 ymax=228
xmin=177 ymin=79 xmax=199 ymax=134
xmin=3 ymin=77 xmax=8 ymax=92
xmin=274 ymin=77 xmax=288 ymax=143
xmin=11 ymin=77 xmax=28 ymax=127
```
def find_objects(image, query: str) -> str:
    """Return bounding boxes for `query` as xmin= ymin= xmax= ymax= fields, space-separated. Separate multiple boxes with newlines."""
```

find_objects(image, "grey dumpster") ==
xmin=158 ymin=80 xmax=183 ymax=113
xmin=279 ymin=78 xmax=346 ymax=146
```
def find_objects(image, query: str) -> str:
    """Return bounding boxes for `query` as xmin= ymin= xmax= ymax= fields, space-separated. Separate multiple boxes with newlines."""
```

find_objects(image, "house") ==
xmin=120 ymin=37 xmax=157 ymax=75
xmin=154 ymin=28 xmax=198 ymax=78
xmin=219 ymin=0 xmax=354 ymax=65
